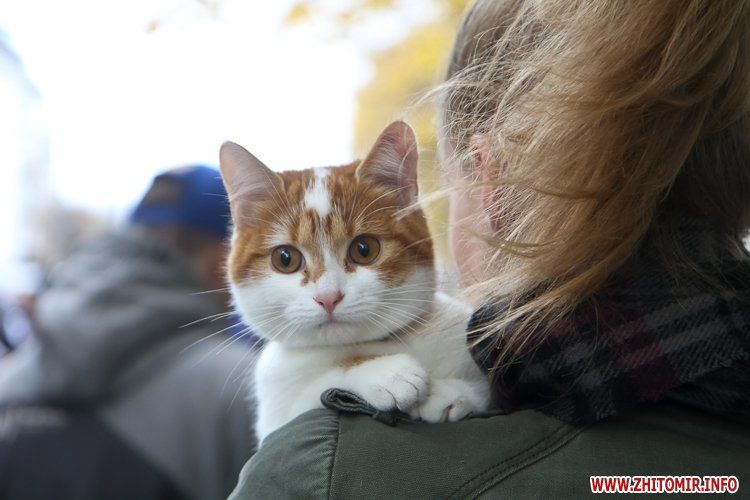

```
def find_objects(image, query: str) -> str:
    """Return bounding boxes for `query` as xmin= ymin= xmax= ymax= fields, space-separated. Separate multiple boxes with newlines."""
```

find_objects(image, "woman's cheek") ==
xmin=449 ymin=188 xmax=495 ymax=288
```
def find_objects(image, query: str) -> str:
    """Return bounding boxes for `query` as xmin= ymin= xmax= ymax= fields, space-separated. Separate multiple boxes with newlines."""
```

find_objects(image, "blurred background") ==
xmin=0 ymin=4 xmax=471 ymax=498
xmin=0 ymin=0 xmax=470 ymax=349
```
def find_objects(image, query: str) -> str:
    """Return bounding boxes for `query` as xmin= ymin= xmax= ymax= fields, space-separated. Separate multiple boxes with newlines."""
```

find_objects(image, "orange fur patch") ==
xmin=227 ymin=160 xmax=434 ymax=285
xmin=340 ymin=354 xmax=379 ymax=370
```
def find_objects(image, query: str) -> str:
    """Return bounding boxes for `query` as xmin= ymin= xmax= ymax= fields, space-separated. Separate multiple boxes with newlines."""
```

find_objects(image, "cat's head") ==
xmin=220 ymin=121 xmax=435 ymax=348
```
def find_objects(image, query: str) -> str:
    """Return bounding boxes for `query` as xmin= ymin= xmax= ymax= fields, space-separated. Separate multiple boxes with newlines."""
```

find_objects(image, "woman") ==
xmin=231 ymin=0 xmax=749 ymax=497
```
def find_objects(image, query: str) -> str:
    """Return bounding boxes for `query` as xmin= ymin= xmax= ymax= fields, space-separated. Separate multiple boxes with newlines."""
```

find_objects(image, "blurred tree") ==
xmin=286 ymin=0 xmax=471 ymax=264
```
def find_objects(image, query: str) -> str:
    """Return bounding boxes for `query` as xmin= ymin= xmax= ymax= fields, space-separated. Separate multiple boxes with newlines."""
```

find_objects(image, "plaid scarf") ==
xmin=468 ymin=226 xmax=750 ymax=424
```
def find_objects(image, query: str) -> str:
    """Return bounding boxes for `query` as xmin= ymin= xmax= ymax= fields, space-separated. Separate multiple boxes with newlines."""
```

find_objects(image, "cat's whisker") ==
xmin=245 ymin=308 xmax=300 ymax=328
xmin=277 ymin=322 xmax=304 ymax=345
xmin=354 ymin=188 xmax=398 ymax=222
xmin=187 ymin=324 xmax=249 ymax=368
xmin=205 ymin=326 xmax=253 ymax=356
xmin=348 ymin=181 xmax=362 ymax=228
xmin=238 ymin=214 xmax=278 ymax=227
xmin=378 ymin=283 xmax=435 ymax=291
xmin=180 ymin=319 xmax=246 ymax=354
xmin=227 ymin=353 xmax=264 ymax=410
xmin=378 ymin=311 xmax=428 ymax=333
xmin=268 ymin=173 xmax=296 ymax=217
xmin=223 ymin=325 xmax=280 ymax=394
xmin=179 ymin=311 xmax=234 ymax=329
xmin=367 ymin=306 xmax=418 ymax=331
xmin=221 ymin=324 xmax=286 ymax=401
xmin=226 ymin=313 xmax=296 ymax=405
xmin=379 ymin=285 xmax=436 ymax=291
xmin=367 ymin=311 xmax=417 ymax=345
xmin=363 ymin=204 xmax=401 ymax=218
xmin=381 ymin=296 xmax=435 ymax=304
xmin=215 ymin=328 xmax=256 ymax=355
xmin=354 ymin=186 xmax=406 ymax=225
xmin=190 ymin=287 xmax=231 ymax=296
xmin=377 ymin=289 xmax=437 ymax=297
xmin=373 ymin=302 xmax=433 ymax=326
xmin=374 ymin=308 xmax=434 ymax=321
xmin=221 ymin=344 xmax=258 ymax=402
xmin=378 ymin=303 xmax=428 ymax=323
xmin=372 ymin=297 xmax=432 ymax=309
xmin=388 ymin=236 xmax=436 ymax=256
xmin=363 ymin=311 xmax=407 ymax=346
xmin=256 ymin=318 xmax=300 ymax=346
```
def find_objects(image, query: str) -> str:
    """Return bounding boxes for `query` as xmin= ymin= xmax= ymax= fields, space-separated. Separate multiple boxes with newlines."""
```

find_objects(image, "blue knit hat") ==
xmin=130 ymin=165 xmax=231 ymax=240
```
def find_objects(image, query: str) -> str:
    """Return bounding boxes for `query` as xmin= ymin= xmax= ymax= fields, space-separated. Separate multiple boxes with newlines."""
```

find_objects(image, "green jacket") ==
xmin=230 ymin=399 xmax=749 ymax=499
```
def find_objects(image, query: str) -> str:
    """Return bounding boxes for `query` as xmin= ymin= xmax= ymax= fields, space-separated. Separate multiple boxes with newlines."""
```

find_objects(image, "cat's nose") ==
xmin=314 ymin=291 xmax=344 ymax=315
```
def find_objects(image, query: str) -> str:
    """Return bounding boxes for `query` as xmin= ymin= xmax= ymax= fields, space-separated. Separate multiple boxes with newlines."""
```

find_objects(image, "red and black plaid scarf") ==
xmin=468 ymin=226 xmax=750 ymax=424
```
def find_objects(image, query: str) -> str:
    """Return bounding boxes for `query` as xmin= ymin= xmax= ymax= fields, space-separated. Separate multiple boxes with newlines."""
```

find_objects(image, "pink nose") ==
xmin=314 ymin=291 xmax=344 ymax=315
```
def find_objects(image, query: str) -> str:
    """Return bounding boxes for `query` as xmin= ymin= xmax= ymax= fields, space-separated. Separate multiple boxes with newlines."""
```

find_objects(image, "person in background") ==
xmin=230 ymin=0 xmax=748 ymax=497
xmin=0 ymin=166 xmax=256 ymax=500
xmin=0 ymin=294 xmax=37 ymax=357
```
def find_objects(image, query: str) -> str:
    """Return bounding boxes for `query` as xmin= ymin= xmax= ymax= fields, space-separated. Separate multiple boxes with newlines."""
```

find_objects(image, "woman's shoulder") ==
xmin=229 ymin=405 xmax=749 ymax=499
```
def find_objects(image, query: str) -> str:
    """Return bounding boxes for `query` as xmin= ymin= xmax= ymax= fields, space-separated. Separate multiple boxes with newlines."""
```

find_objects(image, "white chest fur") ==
xmin=253 ymin=293 xmax=490 ymax=444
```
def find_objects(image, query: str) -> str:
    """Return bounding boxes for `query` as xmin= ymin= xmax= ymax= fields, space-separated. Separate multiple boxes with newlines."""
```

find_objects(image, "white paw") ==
xmin=348 ymin=353 xmax=429 ymax=412
xmin=409 ymin=378 xmax=488 ymax=422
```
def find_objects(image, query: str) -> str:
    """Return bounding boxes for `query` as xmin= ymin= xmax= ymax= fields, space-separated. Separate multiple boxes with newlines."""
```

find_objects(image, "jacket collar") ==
xmin=468 ymin=222 xmax=750 ymax=423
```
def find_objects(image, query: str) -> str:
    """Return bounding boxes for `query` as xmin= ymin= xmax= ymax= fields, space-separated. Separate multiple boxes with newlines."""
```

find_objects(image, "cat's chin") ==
xmin=314 ymin=317 xmax=350 ymax=327
xmin=268 ymin=320 xmax=395 ymax=348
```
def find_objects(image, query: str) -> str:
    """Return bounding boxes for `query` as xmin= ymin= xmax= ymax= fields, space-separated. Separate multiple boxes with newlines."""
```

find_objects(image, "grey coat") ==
xmin=0 ymin=231 xmax=255 ymax=500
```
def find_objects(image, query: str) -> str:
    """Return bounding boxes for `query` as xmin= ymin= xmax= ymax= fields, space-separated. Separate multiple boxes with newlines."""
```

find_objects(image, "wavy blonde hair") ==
xmin=439 ymin=0 xmax=750 ymax=362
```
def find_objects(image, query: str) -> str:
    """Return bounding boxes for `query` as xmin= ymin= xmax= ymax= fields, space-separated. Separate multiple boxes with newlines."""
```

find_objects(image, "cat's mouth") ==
xmin=316 ymin=316 xmax=349 ymax=327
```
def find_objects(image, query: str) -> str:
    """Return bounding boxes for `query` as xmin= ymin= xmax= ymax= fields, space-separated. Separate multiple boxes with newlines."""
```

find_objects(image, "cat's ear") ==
xmin=219 ymin=141 xmax=282 ymax=225
xmin=357 ymin=120 xmax=419 ymax=205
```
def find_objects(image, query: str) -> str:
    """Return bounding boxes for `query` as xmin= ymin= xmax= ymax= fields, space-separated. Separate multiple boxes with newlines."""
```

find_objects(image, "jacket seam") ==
xmin=472 ymin=424 xmax=586 ymax=498
xmin=327 ymin=412 xmax=342 ymax=500
xmin=448 ymin=422 xmax=586 ymax=499
xmin=448 ymin=423 xmax=569 ymax=495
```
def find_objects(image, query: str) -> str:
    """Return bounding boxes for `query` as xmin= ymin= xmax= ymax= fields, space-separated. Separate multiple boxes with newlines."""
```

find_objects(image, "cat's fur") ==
xmin=220 ymin=121 xmax=490 ymax=444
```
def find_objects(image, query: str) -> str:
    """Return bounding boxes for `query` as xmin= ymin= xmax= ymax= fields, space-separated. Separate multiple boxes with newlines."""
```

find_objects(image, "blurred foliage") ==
xmin=286 ymin=0 xmax=399 ymax=30
xmin=146 ymin=0 xmax=221 ymax=33
xmin=286 ymin=0 xmax=471 ymax=261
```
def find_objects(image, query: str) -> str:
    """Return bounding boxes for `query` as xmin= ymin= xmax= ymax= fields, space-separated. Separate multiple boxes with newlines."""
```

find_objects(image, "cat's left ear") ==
xmin=219 ymin=141 xmax=283 ymax=226
xmin=357 ymin=120 xmax=419 ymax=206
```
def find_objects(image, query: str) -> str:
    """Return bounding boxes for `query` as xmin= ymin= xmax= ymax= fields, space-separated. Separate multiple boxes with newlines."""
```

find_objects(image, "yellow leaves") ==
xmin=353 ymin=20 xmax=458 ymax=154
xmin=447 ymin=0 xmax=471 ymax=16
xmin=284 ymin=0 xmax=473 ymax=261
xmin=145 ymin=19 xmax=161 ymax=33
xmin=352 ymin=16 xmax=466 ymax=260
xmin=285 ymin=3 xmax=315 ymax=25
xmin=285 ymin=0 xmax=396 ymax=28
xmin=350 ymin=0 xmax=472 ymax=159
xmin=362 ymin=0 xmax=396 ymax=9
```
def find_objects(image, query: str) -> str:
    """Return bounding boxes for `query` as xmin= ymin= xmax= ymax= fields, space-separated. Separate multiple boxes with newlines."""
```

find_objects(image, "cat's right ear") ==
xmin=219 ymin=141 xmax=282 ymax=226
xmin=356 ymin=120 xmax=419 ymax=206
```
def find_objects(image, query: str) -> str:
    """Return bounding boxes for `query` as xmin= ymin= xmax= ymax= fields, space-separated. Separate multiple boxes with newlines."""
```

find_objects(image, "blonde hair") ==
xmin=440 ymin=0 xmax=750 ymax=362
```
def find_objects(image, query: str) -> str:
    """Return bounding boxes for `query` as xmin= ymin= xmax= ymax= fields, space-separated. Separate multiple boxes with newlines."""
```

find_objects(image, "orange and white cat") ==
xmin=220 ymin=121 xmax=490 ymax=444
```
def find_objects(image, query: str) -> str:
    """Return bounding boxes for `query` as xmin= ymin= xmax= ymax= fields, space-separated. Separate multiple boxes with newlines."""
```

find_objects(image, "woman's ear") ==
xmin=470 ymin=134 xmax=500 ymax=220
xmin=471 ymin=134 xmax=512 ymax=233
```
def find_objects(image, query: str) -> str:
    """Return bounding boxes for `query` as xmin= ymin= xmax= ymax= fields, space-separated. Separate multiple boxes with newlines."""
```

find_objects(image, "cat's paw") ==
xmin=409 ymin=378 xmax=488 ymax=423
xmin=347 ymin=353 xmax=429 ymax=412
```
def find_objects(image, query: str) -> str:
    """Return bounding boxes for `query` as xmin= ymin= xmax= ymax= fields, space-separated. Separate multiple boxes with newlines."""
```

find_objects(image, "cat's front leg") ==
xmin=408 ymin=377 xmax=490 ymax=422
xmin=338 ymin=353 xmax=429 ymax=413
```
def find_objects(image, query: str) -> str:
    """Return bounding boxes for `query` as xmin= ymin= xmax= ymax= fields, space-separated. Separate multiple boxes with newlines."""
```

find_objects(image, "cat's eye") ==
xmin=347 ymin=235 xmax=381 ymax=265
xmin=271 ymin=246 xmax=303 ymax=273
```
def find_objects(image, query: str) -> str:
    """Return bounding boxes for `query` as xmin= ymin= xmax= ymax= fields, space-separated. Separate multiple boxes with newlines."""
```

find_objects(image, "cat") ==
xmin=219 ymin=121 xmax=490 ymax=444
